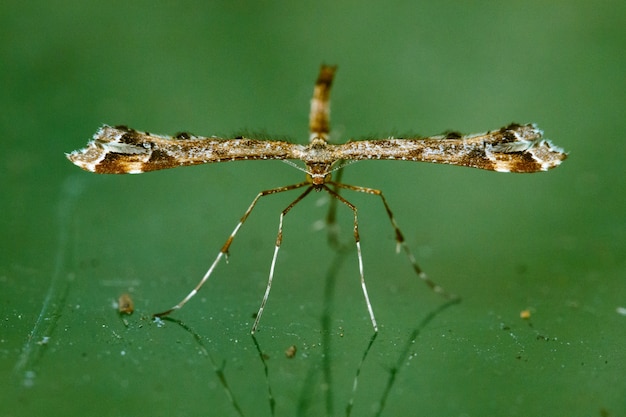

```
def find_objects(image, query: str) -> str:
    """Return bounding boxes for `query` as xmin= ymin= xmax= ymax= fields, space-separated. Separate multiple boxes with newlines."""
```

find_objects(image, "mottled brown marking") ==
xmin=459 ymin=148 xmax=495 ymax=170
xmin=175 ymin=132 xmax=192 ymax=139
xmin=444 ymin=131 xmax=463 ymax=139
xmin=147 ymin=149 xmax=178 ymax=169
xmin=119 ymin=133 xmax=139 ymax=146
xmin=95 ymin=153 xmax=139 ymax=174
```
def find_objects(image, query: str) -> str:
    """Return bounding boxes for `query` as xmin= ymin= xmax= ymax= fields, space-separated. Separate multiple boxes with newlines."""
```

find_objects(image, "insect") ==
xmin=67 ymin=65 xmax=567 ymax=333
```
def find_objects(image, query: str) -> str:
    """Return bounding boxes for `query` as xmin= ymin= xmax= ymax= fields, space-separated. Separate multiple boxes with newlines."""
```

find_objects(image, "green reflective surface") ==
xmin=1 ymin=1 xmax=625 ymax=416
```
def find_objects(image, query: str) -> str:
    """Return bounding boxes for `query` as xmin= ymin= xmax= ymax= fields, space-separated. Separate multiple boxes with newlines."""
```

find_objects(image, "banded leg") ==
xmin=251 ymin=186 xmax=315 ymax=334
xmin=329 ymin=181 xmax=456 ymax=300
xmin=153 ymin=181 xmax=311 ymax=319
xmin=322 ymin=184 xmax=379 ymax=332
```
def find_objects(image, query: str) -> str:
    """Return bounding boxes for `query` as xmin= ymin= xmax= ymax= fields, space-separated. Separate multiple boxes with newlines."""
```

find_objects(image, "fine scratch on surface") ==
xmin=13 ymin=176 xmax=86 ymax=387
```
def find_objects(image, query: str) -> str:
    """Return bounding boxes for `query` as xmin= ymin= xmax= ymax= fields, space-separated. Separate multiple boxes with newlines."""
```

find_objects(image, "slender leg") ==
xmin=153 ymin=181 xmax=311 ymax=319
xmin=329 ymin=181 xmax=456 ymax=300
xmin=251 ymin=186 xmax=315 ymax=333
xmin=322 ymin=185 xmax=379 ymax=332
xmin=325 ymin=164 xmax=346 ymax=250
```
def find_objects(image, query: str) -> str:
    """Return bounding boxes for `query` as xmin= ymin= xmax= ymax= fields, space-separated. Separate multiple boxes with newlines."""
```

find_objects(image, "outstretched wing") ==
xmin=66 ymin=125 xmax=302 ymax=174
xmin=336 ymin=123 xmax=567 ymax=173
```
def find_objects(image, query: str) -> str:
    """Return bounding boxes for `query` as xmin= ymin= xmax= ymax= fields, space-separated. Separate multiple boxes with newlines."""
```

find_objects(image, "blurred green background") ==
xmin=1 ymin=1 xmax=624 ymax=416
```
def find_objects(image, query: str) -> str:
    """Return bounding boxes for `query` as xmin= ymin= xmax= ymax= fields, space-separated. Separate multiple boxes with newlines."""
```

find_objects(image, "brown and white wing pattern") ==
xmin=335 ymin=123 xmax=566 ymax=173
xmin=66 ymin=125 xmax=302 ymax=174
